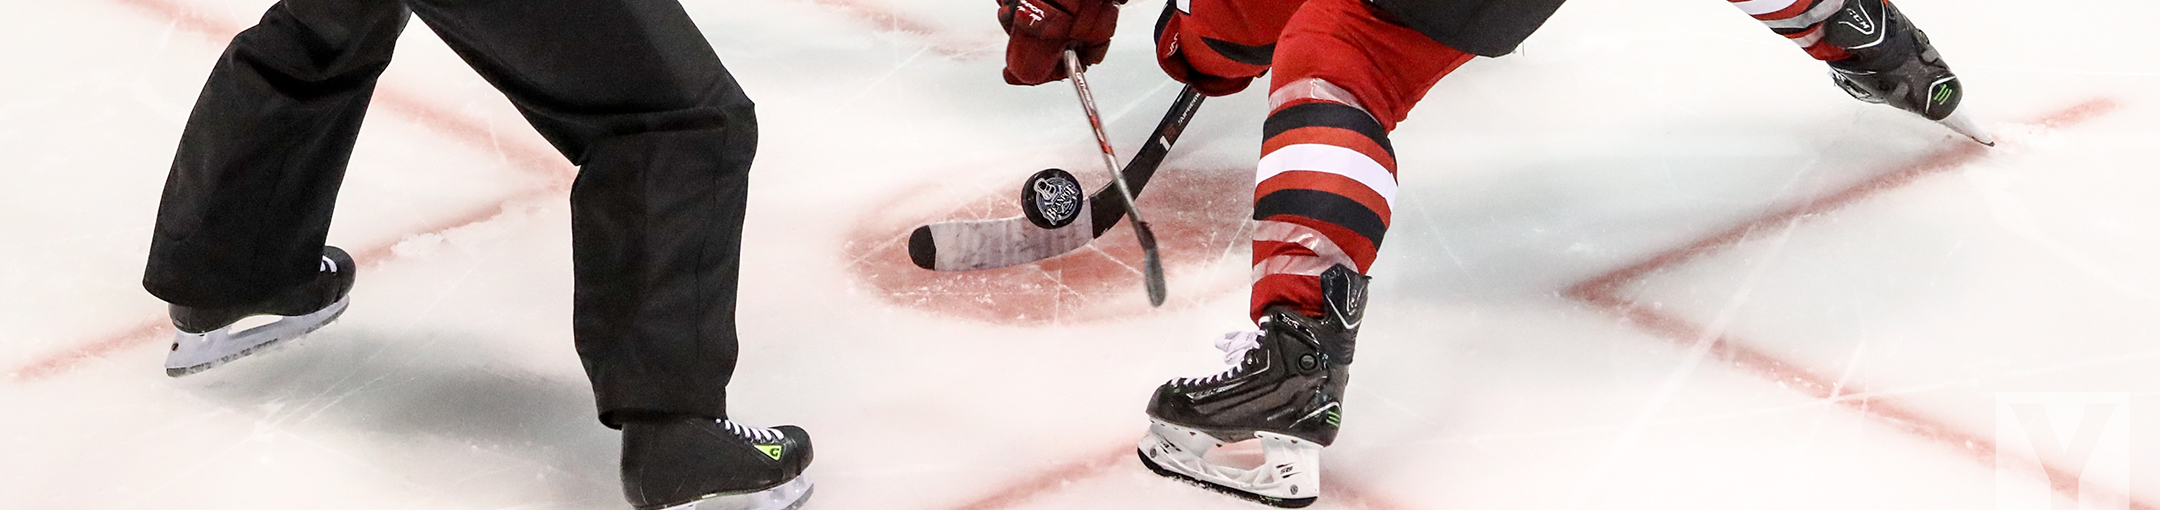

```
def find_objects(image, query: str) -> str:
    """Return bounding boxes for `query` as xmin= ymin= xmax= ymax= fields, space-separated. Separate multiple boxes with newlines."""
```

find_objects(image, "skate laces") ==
xmin=720 ymin=420 xmax=784 ymax=443
xmin=1176 ymin=330 xmax=1264 ymax=385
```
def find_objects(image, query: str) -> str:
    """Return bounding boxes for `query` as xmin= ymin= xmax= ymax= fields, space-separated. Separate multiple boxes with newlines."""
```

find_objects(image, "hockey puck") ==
xmin=1021 ymin=168 xmax=1084 ymax=230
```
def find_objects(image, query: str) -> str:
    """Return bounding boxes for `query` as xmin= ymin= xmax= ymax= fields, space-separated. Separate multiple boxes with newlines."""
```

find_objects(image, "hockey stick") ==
xmin=1062 ymin=49 xmax=1167 ymax=306
xmin=905 ymin=83 xmax=1205 ymax=275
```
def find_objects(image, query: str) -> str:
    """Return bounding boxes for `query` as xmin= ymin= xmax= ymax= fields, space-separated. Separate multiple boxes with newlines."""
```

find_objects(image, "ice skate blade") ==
xmin=166 ymin=296 xmax=349 ymax=377
xmin=1938 ymin=109 xmax=1995 ymax=146
xmin=1139 ymin=449 xmax=1315 ymax=508
xmin=1138 ymin=420 xmax=1321 ymax=507
xmin=656 ymin=476 xmax=813 ymax=510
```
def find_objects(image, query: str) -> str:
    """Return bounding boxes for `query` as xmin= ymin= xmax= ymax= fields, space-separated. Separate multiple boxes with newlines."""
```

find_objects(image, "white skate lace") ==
xmin=721 ymin=420 xmax=784 ymax=443
xmin=1175 ymin=329 xmax=1264 ymax=385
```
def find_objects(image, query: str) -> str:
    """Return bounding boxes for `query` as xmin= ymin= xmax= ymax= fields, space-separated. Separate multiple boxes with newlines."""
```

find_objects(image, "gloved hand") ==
xmin=998 ymin=0 xmax=1122 ymax=85
xmin=1152 ymin=0 xmax=1267 ymax=96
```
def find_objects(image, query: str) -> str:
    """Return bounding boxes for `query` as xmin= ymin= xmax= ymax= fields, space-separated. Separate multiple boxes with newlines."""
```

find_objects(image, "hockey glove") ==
xmin=998 ymin=0 xmax=1122 ymax=85
xmin=1152 ymin=0 xmax=1285 ymax=96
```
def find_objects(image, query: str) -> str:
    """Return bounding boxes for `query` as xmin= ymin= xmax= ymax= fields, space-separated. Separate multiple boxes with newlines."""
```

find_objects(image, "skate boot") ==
xmin=1139 ymin=264 xmax=1366 ymax=508
xmin=1821 ymin=0 xmax=1993 ymax=145
xmin=621 ymin=416 xmax=815 ymax=510
xmin=165 ymin=246 xmax=356 ymax=377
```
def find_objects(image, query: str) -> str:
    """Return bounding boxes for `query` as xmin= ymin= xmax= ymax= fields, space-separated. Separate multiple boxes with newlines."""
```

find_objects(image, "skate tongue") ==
xmin=1215 ymin=331 xmax=1263 ymax=366
xmin=1939 ymin=109 xmax=1996 ymax=146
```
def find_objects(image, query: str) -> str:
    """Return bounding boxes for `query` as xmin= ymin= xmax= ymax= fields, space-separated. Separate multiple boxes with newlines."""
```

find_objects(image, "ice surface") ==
xmin=3 ymin=0 xmax=2158 ymax=508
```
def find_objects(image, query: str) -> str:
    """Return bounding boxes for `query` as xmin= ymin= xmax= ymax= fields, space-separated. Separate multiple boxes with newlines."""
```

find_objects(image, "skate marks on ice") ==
xmin=778 ymin=0 xmax=1001 ymax=58
xmin=97 ymin=0 xmax=577 ymax=185
xmin=7 ymin=0 xmax=579 ymax=382
xmin=920 ymin=442 xmax=1411 ymax=510
xmin=6 ymin=190 xmax=564 ymax=383
xmin=159 ymin=331 xmax=619 ymax=508
xmin=850 ymin=98 xmax=2140 ymax=510
xmin=1570 ymin=98 xmax=2122 ymax=301
xmin=844 ymin=164 xmax=1254 ymax=326
xmin=1562 ymin=97 xmax=2154 ymax=510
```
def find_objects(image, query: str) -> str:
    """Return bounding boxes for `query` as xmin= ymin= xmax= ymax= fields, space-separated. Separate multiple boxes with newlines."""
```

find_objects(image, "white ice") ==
xmin=2 ymin=0 xmax=2157 ymax=509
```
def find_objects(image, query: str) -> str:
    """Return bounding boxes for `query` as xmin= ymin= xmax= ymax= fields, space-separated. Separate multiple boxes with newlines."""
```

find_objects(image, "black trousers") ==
xmin=143 ymin=0 xmax=755 ymax=428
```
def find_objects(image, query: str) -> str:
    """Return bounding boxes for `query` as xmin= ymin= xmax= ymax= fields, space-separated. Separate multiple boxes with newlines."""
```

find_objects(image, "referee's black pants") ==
xmin=143 ymin=0 xmax=755 ymax=428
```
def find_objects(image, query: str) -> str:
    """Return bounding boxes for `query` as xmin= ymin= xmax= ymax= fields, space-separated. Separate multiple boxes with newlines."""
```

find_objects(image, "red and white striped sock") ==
xmin=1248 ymin=78 xmax=1397 ymax=320
xmin=1248 ymin=0 xmax=1474 ymax=321
xmin=1727 ymin=0 xmax=1853 ymax=61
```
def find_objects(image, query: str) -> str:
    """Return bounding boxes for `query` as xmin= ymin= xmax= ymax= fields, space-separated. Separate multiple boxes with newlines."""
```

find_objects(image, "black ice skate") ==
xmin=165 ymin=246 xmax=355 ymax=377
xmin=1138 ymin=264 xmax=1366 ymax=508
xmin=622 ymin=417 xmax=815 ymax=510
xmin=1822 ymin=0 xmax=1993 ymax=145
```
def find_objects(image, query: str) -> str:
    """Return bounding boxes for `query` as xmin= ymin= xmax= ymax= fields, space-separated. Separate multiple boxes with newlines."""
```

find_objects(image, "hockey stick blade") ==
xmin=908 ymin=85 xmax=1205 ymax=272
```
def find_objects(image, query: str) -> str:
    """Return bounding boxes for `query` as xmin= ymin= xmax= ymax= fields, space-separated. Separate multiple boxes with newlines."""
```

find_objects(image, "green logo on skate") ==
xmin=1325 ymin=408 xmax=1341 ymax=427
xmin=758 ymin=444 xmax=785 ymax=460
xmin=1931 ymin=83 xmax=1955 ymax=106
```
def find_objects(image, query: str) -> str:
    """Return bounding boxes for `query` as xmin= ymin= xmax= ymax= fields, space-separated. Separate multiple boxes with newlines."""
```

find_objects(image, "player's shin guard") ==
xmin=1729 ymin=0 xmax=1990 ymax=143
xmin=1141 ymin=264 xmax=1367 ymax=507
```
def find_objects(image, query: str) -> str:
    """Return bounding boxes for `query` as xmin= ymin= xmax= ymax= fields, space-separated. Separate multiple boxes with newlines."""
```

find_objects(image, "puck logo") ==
xmin=1022 ymin=168 xmax=1084 ymax=229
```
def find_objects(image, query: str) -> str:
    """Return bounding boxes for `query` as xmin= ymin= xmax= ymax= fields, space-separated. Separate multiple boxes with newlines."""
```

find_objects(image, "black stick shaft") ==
xmin=1087 ymin=86 xmax=1203 ymax=236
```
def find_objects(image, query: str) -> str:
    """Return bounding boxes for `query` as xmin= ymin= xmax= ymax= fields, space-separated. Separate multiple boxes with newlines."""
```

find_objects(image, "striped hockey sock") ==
xmin=1727 ymin=0 xmax=1854 ymax=61
xmin=1249 ymin=78 xmax=1396 ymax=320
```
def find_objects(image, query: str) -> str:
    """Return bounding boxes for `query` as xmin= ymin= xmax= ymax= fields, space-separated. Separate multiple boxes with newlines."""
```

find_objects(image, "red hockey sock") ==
xmin=1248 ymin=0 xmax=1472 ymax=321
xmin=1726 ymin=0 xmax=1854 ymax=61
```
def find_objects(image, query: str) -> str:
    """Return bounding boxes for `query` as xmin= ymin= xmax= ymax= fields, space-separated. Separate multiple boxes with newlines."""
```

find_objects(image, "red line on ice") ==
xmin=107 ymin=0 xmax=231 ymax=37
xmin=107 ymin=0 xmax=575 ymax=184
xmin=47 ymin=1 xmax=2133 ymax=509
xmin=7 ymin=319 xmax=173 ymax=382
xmin=795 ymin=0 xmax=997 ymax=58
xmin=5 ymin=187 xmax=562 ymax=382
xmin=916 ymin=99 xmax=2138 ymax=510
xmin=1569 ymin=98 xmax=2119 ymax=300
xmin=935 ymin=445 xmax=1414 ymax=510
xmin=1564 ymin=98 xmax=2152 ymax=510
xmin=944 ymin=447 xmax=1128 ymax=510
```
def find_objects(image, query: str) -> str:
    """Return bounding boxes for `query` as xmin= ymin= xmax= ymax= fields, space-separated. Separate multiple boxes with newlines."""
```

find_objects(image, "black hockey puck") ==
xmin=1021 ymin=168 xmax=1084 ymax=230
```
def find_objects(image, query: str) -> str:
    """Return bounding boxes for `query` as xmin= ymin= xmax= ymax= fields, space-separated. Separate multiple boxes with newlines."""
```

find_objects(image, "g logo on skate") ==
xmin=845 ymin=165 xmax=1253 ymax=325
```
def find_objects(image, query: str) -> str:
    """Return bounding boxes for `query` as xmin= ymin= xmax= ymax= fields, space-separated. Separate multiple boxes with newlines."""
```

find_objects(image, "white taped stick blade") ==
xmin=920 ymin=204 xmax=1096 ymax=271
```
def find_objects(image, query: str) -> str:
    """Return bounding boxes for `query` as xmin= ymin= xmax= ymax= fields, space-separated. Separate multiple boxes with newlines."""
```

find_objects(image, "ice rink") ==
xmin=3 ymin=0 xmax=2157 ymax=508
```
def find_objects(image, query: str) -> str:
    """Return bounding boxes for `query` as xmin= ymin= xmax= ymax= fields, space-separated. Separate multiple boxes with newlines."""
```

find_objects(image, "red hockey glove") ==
xmin=1157 ymin=0 xmax=1270 ymax=96
xmin=998 ymin=0 xmax=1122 ymax=85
